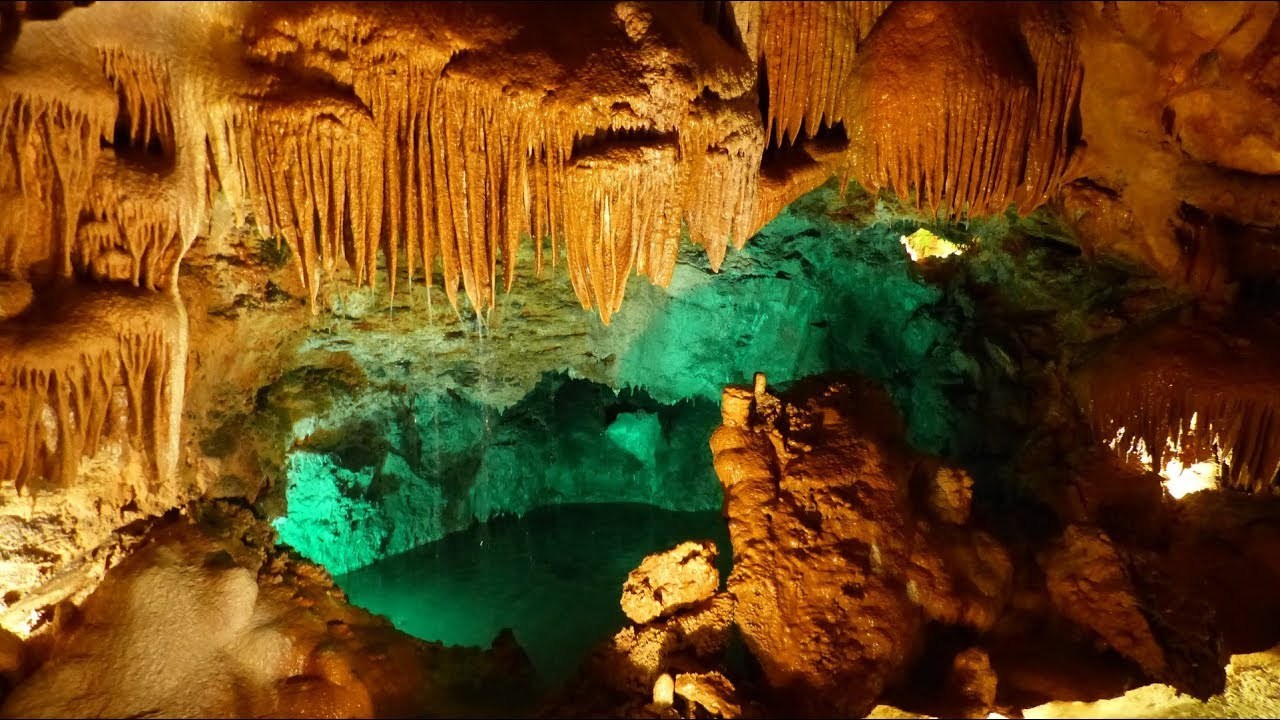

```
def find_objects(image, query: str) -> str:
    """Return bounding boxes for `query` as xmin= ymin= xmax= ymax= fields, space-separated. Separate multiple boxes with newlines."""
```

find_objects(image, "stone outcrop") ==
xmin=546 ymin=541 xmax=738 ymax=718
xmin=0 ymin=503 xmax=536 ymax=718
xmin=710 ymin=374 xmax=1013 ymax=717
xmin=621 ymin=540 xmax=721 ymax=625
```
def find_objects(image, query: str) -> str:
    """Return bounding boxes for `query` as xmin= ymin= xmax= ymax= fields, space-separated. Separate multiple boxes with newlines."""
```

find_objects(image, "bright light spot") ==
xmin=1161 ymin=457 xmax=1219 ymax=499
xmin=1107 ymin=425 xmax=1220 ymax=500
xmin=899 ymin=228 xmax=964 ymax=262
xmin=14 ymin=608 xmax=43 ymax=637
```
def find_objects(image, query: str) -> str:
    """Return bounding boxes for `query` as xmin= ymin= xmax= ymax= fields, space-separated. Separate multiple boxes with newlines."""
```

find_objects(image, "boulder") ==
xmin=622 ymin=541 xmax=721 ymax=625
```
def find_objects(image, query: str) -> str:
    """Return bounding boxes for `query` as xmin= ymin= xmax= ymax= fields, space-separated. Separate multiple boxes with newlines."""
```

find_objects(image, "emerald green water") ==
xmin=334 ymin=503 xmax=732 ymax=687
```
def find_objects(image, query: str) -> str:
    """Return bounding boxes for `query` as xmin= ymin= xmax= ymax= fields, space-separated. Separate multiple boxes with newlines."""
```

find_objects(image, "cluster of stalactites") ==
xmin=0 ymin=43 xmax=192 ymax=288
xmin=0 ymin=291 xmax=185 ymax=492
xmin=1081 ymin=367 xmax=1280 ymax=494
xmin=208 ymin=59 xmax=762 ymax=323
xmin=0 ymin=89 xmax=110 ymax=278
xmin=845 ymin=2 xmax=1083 ymax=219
xmin=99 ymin=46 xmax=174 ymax=155
xmin=563 ymin=143 xmax=683 ymax=323
xmin=750 ymin=0 xmax=890 ymax=147
xmin=76 ymin=157 xmax=185 ymax=291
xmin=681 ymin=97 xmax=762 ymax=270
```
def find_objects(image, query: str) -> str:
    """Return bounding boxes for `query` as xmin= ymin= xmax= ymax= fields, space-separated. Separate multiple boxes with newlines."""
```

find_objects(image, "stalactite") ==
xmin=845 ymin=2 xmax=1082 ymax=219
xmin=1013 ymin=4 xmax=1084 ymax=213
xmin=209 ymin=93 xmax=383 ymax=309
xmin=98 ymin=46 xmax=174 ymax=154
xmin=754 ymin=1 xmax=889 ymax=147
xmin=75 ymin=156 xmax=183 ymax=290
xmin=0 ymin=288 xmax=185 ymax=492
xmin=0 ymin=89 xmax=112 ymax=277
xmin=563 ymin=142 xmax=683 ymax=324
xmin=680 ymin=98 xmax=762 ymax=271
xmin=1077 ymin=324 xmax=1280 ymax=494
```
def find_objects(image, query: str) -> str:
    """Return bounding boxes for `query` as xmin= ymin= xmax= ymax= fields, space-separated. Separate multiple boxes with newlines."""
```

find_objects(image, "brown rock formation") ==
xmin=0 ymin=284 xmax=186 ymax=492
xmin=0 ymin=503 xmax=535 ymax=718
xmin=547 ymin=544 xmax=736 ymax=718
xmin=1075 ymin=311 xmax=1280 ymax=493
xmin=621 ymin=540 xmax=721 ymax=625
xmin=944 ymin=647 xmax=998 ymax=719
xmin=673 ymin=671 xmax=742 ymax=719
xmin=845 ymin=2 xmax=1083 ymax=218
xmin=710 ymin=375 xmax=1012 ymax=717
xmin=1061 ymin=1 xmax=1280 ymax=294
xmin=1040 ymin=523 xmax=1226 ymax=700
xmin=2 ymin=2 xmax=1280 ymax=716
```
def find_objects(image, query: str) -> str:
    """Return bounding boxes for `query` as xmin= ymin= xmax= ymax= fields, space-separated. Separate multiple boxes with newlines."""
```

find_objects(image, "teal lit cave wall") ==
xmin=276 ymin=377 xmax=723 ymax=575
xmin=273 ymin=180 xmax=992 ymax=576
xmin=616 ymin=186 xmax=977 ymax=453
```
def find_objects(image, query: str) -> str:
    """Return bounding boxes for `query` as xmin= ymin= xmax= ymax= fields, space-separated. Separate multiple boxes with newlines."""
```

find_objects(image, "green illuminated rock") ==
xmin=273 ymin=182 xmax=979 ymax=575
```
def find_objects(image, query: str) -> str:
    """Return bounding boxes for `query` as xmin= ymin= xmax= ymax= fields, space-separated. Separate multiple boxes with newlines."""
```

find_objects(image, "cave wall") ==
xmin=0 ymin=0 xmax=1276 ymax=646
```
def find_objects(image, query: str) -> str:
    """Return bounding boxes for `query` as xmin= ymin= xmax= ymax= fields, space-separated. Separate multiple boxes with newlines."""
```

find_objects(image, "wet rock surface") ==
xmin=710 ymin=375 xmax=1014 ymax=717
xmin=0 ymin=503 xmax=536 ymax=719
xmin=621 ymin=541 xmax=721 ymax=625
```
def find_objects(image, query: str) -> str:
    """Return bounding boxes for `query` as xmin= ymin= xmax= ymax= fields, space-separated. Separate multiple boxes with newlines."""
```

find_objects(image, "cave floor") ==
xmin=869 ymin=643 xmax=1280 ymax=719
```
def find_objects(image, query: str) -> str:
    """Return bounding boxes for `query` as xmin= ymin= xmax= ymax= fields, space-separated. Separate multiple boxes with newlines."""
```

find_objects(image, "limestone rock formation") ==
xmin=2 ymin=1 xmax=1280 ymax=717
xmin=673 ymin=671 xmax=742 ymax=719
xmin=1075 ymin=312 xmax=1280 ymax=493
xmin=845 ymin=2 xmax=1083 ymax=218
xmin=621 ymin=540 xmax=721 ymax=625
xmin=710 ymin=375 xmax=1013 ymax=717
xmin=595 ymin=592 xmax=735 ymax=699
xmin=1165 ymin=490 xmax=1280 ymax=655
xmin=1040 ymin=524 xmax=1226 ymax=700
xmin=924 ymin=464 xmax=974 ymax=526
xmin=1040 ymin=525 xmax=1169 ymax=682
xmin=944 ymin=647 xmax=998 ymax=719
xmin=1061 ymin=1 xmax=1280 ymax=294
xmin=0 ymin=503 xmax=536 ymax=718
xmin=548 ymin=545 xmax=737 ymax=718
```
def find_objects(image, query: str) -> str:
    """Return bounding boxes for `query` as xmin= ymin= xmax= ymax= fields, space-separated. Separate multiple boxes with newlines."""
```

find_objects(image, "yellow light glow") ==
xmin=1108 ymin=425 xmax=1221 ymax=500
xmin=1160 ymin=457 xmax=1219 ymax=499
xmin=899 ymin=229 xmax=964 ymax=261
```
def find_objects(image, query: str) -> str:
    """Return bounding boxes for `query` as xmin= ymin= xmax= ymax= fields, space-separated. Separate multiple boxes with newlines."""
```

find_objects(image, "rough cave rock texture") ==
xmin=709 ymin=375 xmax=1013 ymax=717
xmin=0 ymin=2 xmax=1275 ymax=581
xmin=1039 ymin=523 xmax=1226 ymax=700
xmin=0 ymin=504 xmax=534 ymax=718
xmin=621 ymin=540 xmax=721 ymax=625
xmin=550 ymin=540 xmax=739 ymax=718
xmin=0 ymin=0 xmax=1279 ymax=714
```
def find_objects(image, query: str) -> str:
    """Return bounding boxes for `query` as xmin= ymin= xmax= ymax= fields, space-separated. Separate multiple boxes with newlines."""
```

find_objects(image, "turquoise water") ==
xmin=334 ymin=503 xmax=732 ymax=687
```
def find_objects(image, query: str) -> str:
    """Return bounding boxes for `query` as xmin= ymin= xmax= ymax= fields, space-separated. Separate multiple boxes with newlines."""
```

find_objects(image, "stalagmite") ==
xmin=846 ymin=2 xmax=1083 ymax=219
